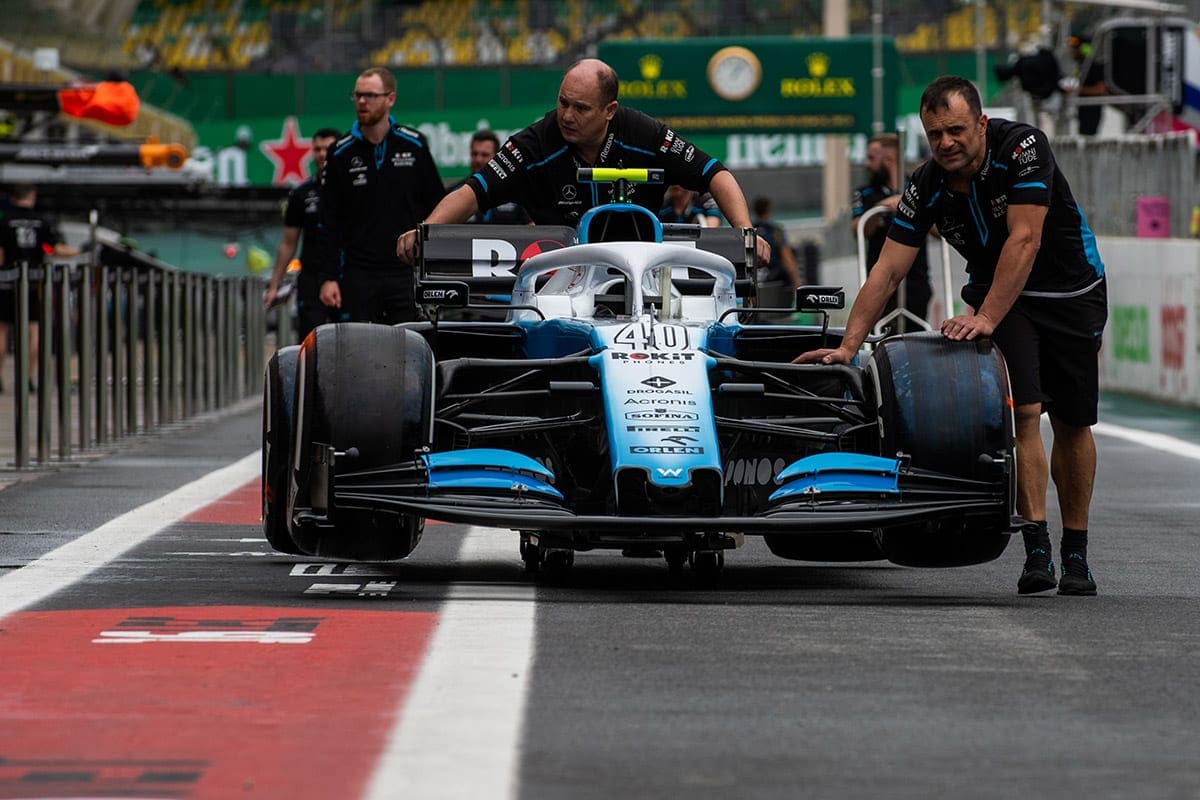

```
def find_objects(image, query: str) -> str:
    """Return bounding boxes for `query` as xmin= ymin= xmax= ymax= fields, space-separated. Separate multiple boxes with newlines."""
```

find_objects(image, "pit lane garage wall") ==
xmin=820 ymin=236 xmax=1200 ymax=409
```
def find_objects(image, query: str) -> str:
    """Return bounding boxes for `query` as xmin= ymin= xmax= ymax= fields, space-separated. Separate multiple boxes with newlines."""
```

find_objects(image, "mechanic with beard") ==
xmin=396 ymin=58 xmax=769 ymax=265
xmin=318 ymin=67 xmax=445 ymax=324
xmin=796 ymin=76 xmax=1107 ymax=597
xmin=852 ymin=133 xmax=932 ymax=331
xmin=452 ymin=129 xmax=532 ymax=225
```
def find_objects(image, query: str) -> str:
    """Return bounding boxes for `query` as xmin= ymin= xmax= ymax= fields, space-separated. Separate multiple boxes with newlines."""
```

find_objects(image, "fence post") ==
xmin=56 ymin=262 xmax=72 ymax=461
xmin=14 ymin=261 xmax=30 ymax=469
xmin=78 ymin=262 xmax=93 ymax=450
xmin=112 ymin=267 xmax=125 ymax=441
xmin=144 ymin=269 xmax=157 ymax=430
xmin=126 ymin=269 xmax=140 ymax=433
xmin=96 ymin=265 xmax=109 ymax=445
xmin=37 ymin=262 xmax=53 ymax=462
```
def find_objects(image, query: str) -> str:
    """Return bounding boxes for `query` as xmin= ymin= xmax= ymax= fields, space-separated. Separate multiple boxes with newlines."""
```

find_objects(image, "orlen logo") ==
xmin=421 ymin=288 xmax=459 ymax=301
xmin=804 ymin=293 xmax=840 ymax=305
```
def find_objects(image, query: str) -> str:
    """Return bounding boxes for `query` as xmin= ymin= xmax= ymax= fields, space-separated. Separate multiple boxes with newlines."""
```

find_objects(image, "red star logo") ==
xmin=260 ymin=116 xmax=312 ymax=186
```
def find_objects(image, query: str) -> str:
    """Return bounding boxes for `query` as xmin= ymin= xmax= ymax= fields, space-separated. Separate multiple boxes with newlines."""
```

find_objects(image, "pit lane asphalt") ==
xmin=1 ymin=394 xmax=1198 ymax=799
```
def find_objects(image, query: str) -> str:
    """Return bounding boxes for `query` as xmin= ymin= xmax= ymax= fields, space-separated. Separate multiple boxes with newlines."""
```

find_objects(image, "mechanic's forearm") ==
xmin=707 ymin=171 xmax=752 ymax=229
xmin=268 ymin=233 xmax=299 ymax=291
xmin=975 ymin=234 xmax=1038 ymax=326
xmin=424 ymin=185 xmax=481 ymax=225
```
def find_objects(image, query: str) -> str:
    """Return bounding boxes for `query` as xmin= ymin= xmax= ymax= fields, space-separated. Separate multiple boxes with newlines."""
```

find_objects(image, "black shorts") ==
xmin=964 ymin=280 xmax=1108 ymax=426
xmin=0 ymin=286 xmax=42 ymax=324
xmin=295 ymin=269 xmax=336 ymax=341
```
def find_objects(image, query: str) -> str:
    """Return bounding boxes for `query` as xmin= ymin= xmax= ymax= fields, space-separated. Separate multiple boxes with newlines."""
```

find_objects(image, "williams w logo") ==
xmin=657 ymin=468 xmax=683 ymax=478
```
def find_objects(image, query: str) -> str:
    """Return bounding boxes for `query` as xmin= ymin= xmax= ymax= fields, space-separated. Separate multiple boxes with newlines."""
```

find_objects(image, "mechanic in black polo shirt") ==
xmin=0 ymin=183 xmax=79 ymax=393
xmin=318 ymin=67 xmax=445 ymax=324
xmin=264 ymin=127 xmax=340 ymax=341
xmin=396 ymin=58 xmax=769 ymax=265
xmin=796 ymin=76 xmax=1108 ymax=597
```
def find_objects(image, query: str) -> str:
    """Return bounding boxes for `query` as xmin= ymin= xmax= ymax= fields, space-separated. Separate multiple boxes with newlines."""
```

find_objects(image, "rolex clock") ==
xmin=706 ymin=46 xmax=762 ymax=102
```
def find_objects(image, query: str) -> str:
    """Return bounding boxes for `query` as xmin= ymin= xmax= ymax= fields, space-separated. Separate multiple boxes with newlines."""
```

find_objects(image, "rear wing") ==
xmin=417 ymin=221 xmax=756 ymax=297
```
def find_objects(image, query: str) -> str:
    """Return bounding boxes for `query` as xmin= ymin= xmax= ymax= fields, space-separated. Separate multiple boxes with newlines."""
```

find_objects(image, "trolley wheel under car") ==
xmin=262 ymin=345 xmax=303 ymax=555
xmin=540 ymin=548 xmax=575 ymax=582
xmin=520 ymin=533 xmax=540 ymax=573
xmin=866 ymin=332 xmax=1015 ymax=567
xmin=290 ymin=323 xmax=434 ymax=561
xmin=689 ymin=549 xmax=724 ymax=578
xmin=663 ymin=545 xmax=688 ymax=573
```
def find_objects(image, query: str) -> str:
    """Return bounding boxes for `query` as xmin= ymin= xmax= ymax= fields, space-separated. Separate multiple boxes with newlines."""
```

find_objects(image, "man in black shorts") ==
xmin=796 ymin=75 xmax=1108 ymax=596
xmin=397 ymin=58 xmax=769 ymax=265
xmin=264 ymin=127 xmax=340 ymax=342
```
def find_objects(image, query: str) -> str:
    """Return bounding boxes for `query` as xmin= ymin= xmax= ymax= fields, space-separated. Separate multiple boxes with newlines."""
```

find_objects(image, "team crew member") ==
xmin=264 ymin=127 xmax=340 ymax=341
xmin=455 ymin=129 xmax=531 ymax=224
xmin=319 ymin=67 xmax=445 ymax=324
xmin=397 ymin=58 xmax=769 ymax=265
xmin=0 ymin=184 xmax=79 ymax=392
xmin=796 ymin=76 xmax=1108 ymax=596
xmin=658 ymin=184 xmax=722 ymax=226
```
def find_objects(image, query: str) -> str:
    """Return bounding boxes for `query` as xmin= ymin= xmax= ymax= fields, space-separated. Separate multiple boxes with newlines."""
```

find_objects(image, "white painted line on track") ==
xmin=1094 ymin=421 xmax=1200 ymax=461
xmin=364 ymin=527 xmax=535 ymax=800
xmin=0 ymin=451 xmax=261 ymax=619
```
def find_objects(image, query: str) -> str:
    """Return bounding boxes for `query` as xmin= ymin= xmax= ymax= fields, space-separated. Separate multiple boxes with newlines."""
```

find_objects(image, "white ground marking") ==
xmin=0 ymin=452 xmax=261 ymax=619
xmin=1094 ymin=421 xmax=1200 ymax=461
xmin=363 ymin=527 xmax=535 ymax=800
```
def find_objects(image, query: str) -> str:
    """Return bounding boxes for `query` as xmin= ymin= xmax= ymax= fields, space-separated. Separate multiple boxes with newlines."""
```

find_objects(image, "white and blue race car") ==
xmin=263 ymin=169 xmax=1018 ymax=577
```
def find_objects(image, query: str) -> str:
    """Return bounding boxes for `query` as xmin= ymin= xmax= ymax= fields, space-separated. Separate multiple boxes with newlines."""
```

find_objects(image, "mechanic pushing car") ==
xmin=396 ymin=58 xmax=770 ymax=266
xmin=796 ymin=76 xmax=1108 ymax=597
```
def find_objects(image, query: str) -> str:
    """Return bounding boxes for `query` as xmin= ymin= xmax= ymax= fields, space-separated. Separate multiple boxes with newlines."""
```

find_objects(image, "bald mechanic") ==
xmin=397 ymin=58 xmax=769 ymax=265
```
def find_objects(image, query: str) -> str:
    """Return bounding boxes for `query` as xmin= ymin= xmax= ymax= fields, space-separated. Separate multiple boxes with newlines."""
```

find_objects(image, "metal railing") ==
xmin=3 ymin=210 xmax=271 ymax=470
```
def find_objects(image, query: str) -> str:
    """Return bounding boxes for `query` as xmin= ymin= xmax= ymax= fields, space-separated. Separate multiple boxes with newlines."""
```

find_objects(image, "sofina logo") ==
xmin=780 ymin=52 xmax=855 ymax=98
xmin=620 ymin=54 xmax=687 ymax=99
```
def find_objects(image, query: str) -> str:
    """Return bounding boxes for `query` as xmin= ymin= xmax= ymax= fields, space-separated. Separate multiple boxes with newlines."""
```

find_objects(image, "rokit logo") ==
xmin=610 ymin=352 xmax=695 ymax=362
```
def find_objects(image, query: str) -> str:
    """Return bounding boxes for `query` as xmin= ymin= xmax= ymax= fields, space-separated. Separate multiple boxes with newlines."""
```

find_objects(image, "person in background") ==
xmin=318 ymin=67 xmax=445 ymax=324
xmin=1067 ymin=34 xmax=1106 ymax=136
xmin=396 ymin=58 xmax=769 ymax=266
xmin=798 ymin=76 xmax=1107 ymax=597
xmin=851 ymin=133 xmax=932 ymax=332
xmin=751 ymin=196 xmax=800 ymax=288
xmin=0 ymin=183 xmax=80 ymax=393
xmin=264 ymin=127 xmax=340 ymax=341
xmin=657 ymin=184 xmax=721 ymax=227
xmin=455 ymin=129 xmax=531 ymax=224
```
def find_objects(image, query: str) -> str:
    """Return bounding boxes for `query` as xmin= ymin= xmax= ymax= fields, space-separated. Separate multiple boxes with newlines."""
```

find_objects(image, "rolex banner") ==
xmin=597 ymin=36 xmax=899 ymax=135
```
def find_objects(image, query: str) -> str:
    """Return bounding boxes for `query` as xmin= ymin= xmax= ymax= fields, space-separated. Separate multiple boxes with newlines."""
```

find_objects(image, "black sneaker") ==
xmin=1057 ymin=552 xmax=1097 ymax=596
xmin=1017 ymin=547 xmax=1057 ymax=594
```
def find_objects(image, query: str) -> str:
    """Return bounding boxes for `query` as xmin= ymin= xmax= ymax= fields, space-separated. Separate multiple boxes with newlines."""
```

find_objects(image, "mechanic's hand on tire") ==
xmin=940 ymin=312 xmax=995 ymax=341
xmin=320 ymin=280 xmax=341 ymax=309
xmin=793 ymin=346 xmax=854 ymax=365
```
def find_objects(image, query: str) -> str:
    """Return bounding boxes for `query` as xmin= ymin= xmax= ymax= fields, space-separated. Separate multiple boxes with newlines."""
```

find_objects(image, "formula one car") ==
xmin=263 ymin=169 xmax=1018 ymax=577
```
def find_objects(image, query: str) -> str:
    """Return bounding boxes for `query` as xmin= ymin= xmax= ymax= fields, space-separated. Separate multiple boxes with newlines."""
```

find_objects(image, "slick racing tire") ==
xmin=262 ymin=345 xmax=302 ymax=554
xmin=290 ymin=323 xmax=434 ymax=561
xmin=866 ymin=333 xmax=1014 ymax=568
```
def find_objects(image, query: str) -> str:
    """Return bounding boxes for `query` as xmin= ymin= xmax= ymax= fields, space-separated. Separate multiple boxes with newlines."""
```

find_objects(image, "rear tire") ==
xmin=262 ymin=346 xmax=302 ymax=554
xmin=290 ymin=323 xmax=434 ymax=561
xmin=866 ymin=333 xmax=1014 ymax=567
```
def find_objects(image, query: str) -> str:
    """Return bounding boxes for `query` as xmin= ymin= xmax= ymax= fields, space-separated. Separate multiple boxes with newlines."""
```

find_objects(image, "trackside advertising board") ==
xmin=598 ymin=36 xmax=899 ymax=134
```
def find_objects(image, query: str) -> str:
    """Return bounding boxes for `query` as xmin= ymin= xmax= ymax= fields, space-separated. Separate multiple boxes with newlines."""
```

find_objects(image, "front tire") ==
xmin=290 ymin=323 xmax=434 ymax=561
xmin=866 ymin=333 xmax=1015 ymax=567
xmin=262 ymin=345 xmax=302 ymax=554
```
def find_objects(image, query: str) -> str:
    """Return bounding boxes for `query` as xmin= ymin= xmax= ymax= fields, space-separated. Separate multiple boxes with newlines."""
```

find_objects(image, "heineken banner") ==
xmin=598 ymin=36 xmax=899 ymax=134
xmin=189 ymin=108 xmax=923 ymax=189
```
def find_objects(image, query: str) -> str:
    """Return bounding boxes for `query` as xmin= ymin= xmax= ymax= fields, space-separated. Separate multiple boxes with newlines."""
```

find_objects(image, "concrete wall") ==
xmin=816 ymin=236 xmax=1200 ymax=408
